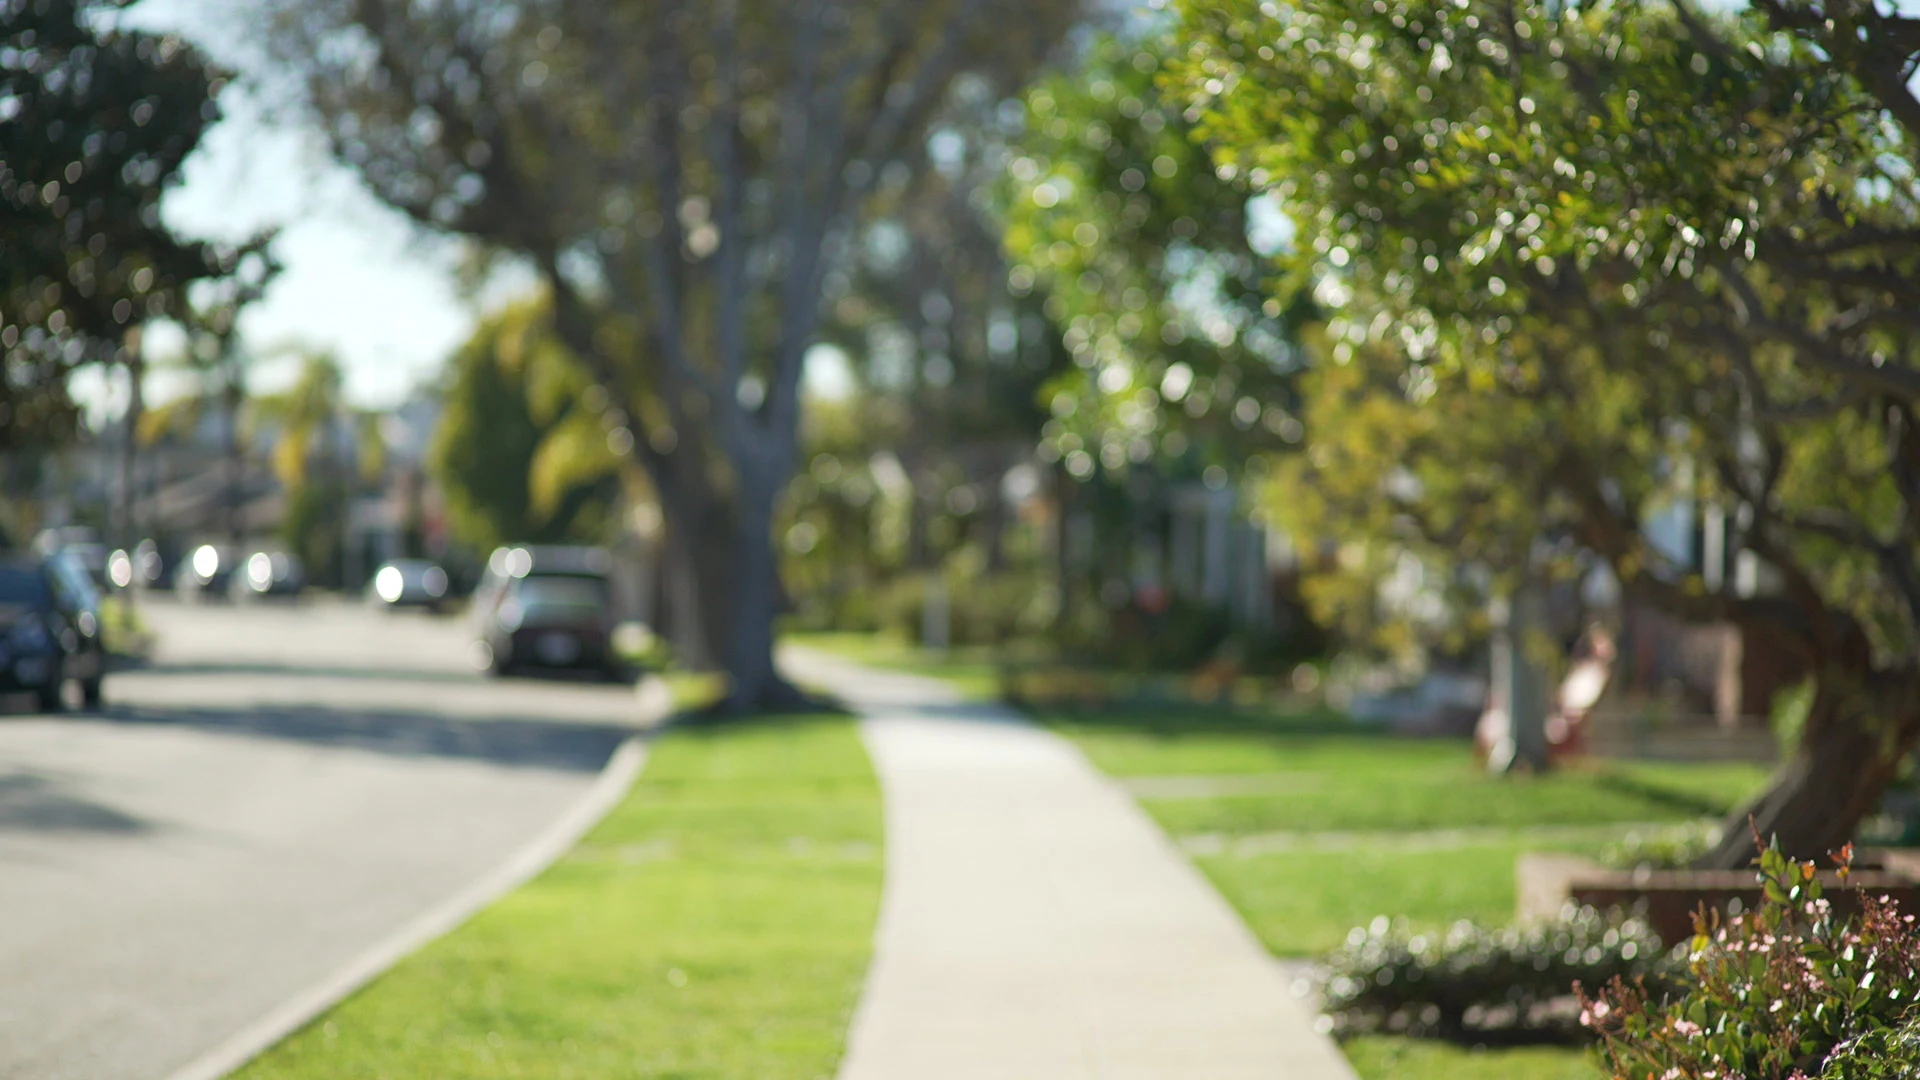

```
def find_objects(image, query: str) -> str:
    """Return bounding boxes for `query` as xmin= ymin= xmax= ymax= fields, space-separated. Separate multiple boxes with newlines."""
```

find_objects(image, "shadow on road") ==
xmin=90 ymin=703 xmax=629 ymax=774
xmin=0 ymin=771 xmax=152 ymax=834
xmin=133 ymin=660 xmax=485 ymax=686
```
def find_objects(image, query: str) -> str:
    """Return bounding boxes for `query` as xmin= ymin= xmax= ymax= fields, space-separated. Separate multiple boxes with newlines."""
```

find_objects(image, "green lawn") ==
xmin=1040 ymin=703 xmax=1769 ymax=1080
xmin=782 ymin=630 xmax=1004 ymax=700
xmin=1044 ymin=704 xmax=1768 ymax=953
xmin=236 ymin=715 xmax=882 ymax=1080
xmin=1345 ymin=1036 xmax=1603 ymax=1080
xmin=1198 ymin=836 xmax=1603 ymax=957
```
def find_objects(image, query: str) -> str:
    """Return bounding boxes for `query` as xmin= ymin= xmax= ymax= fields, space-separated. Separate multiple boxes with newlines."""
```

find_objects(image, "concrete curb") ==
xmin=160 ymin=734 xmax=650 ymax=1080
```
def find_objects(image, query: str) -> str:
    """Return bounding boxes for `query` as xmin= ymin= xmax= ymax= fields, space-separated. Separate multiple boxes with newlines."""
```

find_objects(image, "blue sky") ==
xmin=74 ymin=0 xmax=492 ymax=418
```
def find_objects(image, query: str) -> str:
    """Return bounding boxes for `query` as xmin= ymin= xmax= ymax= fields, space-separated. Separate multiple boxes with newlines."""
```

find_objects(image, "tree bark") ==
xmin=716 ymin=467 xmax=805 ymax=713
xmin=652 ymin=459 xmax=731 ymax=672
xmin=1696 ymin=674 xmax=1920 ymax=869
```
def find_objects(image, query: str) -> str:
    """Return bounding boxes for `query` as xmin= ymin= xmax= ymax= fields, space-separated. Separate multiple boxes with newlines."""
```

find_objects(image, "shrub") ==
xmin=1580 ymin=841 xmax=1920 ymax=1079
xmin=1601 ymin=821 xmax=1721 ymax=872
xmin=1321 ymin=906 xmax=1675 ymax=1042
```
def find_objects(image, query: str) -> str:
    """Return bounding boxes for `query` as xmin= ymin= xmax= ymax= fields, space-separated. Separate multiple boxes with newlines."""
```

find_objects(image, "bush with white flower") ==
xmin=1579 ymin=840 xmax=1920 ymax=1079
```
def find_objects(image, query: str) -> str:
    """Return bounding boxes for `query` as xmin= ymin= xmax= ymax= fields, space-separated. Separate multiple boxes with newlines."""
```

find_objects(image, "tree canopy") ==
xmin=271 ymin=0 xmax=1082 ymax=708
xmin=1173 ymin=0 xmax=1920 ymax=862
xmin=429 ymin=298 xmax=623 ymax=554
xmin=0 ymin=0 xmax=239 ymax=447
xmin=1001 ymin=30 xmax=1304 ymax=484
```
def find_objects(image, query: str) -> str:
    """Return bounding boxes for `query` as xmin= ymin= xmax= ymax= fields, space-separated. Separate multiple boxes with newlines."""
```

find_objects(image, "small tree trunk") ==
xmin=1696 ymin=677 xmax=1920 ymax=869
xmin=718 ymin=470 xmax=803 ymax=714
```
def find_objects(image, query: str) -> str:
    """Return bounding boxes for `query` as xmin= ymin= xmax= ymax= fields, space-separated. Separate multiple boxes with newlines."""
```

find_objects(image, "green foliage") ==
xmin=1582 ymin=842 xmax=1920 ymax=1079
xmin=1344 ymin=1036 xmax=1600 ymax=1080
xmin=1600 ymin=821 xmax=1722 ymax=873
xmin=281 ymin=477 xmax=346 ymax=586
xmin=1323 ymin=908 xmax=1674 ymax=1041
xmin=429 ymin=297 xmax=622 ymax=553
xmin=1168 ymin=0 xmax=1920 ymax=640
xmin=1001 ymin=30 xmax=1300 ymax=480
xmin=1770 ymin=677 xmax=1817 ymax=754
xmin=0 ymin=0 xmax=241 ymax=446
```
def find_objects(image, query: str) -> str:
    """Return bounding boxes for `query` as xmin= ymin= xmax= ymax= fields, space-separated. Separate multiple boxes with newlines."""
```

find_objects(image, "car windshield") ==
xmin=514 ymin=575 xmax=608 ymax=612
xmin=0 ymin=566 xmax=51 ymax=606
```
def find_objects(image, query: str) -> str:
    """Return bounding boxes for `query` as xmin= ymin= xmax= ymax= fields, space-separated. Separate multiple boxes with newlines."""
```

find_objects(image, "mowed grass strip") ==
xmin=1196 ymin=836 xmax=1605 ymax=957
xmin=1050 ymin=709 xmax=1768 ymax=836
xmin=1344 ymin=1035 xmax=1602 ymax=1080
xmin=236 ymin=716 xmax=882 ymax=1080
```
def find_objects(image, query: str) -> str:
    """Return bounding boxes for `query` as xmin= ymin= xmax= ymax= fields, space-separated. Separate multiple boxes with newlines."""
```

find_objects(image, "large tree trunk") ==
xmin=1696 ymin=673 xmax=1920 ymax=869
xmin=716 ymin=468 xmax=804 ymax=713
xmin=654 ymin=461 xmax=732 ymax=672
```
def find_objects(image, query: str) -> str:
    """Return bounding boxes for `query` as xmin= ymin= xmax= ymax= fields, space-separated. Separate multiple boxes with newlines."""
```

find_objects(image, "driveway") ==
xmin=0 ymin=597 xmax=646 ymax=1080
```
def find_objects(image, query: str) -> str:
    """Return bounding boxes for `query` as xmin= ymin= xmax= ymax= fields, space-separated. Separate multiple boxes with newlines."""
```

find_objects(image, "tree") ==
xmin=253 ymin=354 xmax=352 ymax=583
xmin=269 ymin=0 xmax=1081 ymax=710
xmin=0 ymin=0 xmax=234 ymax=449
xmin=429 ymin=297 xmax=623 ymax=554
xmin=1000 ymin=30 xmax=1303 ymax=481
xmin=1174 ymin=0 xmax=1920 ymax=864
xmin=997 ymin=28 xmax=1312 ymax=652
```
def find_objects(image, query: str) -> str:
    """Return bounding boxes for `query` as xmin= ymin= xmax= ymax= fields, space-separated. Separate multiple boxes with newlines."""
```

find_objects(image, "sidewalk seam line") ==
xmin=158 ymin=732 xmax=650 ymax=1080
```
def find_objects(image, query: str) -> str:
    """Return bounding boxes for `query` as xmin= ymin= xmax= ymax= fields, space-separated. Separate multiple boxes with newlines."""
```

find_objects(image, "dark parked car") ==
xmin=231 ymin=550 xmax=305 ymax=600
xmin=175 ymin=543 xmax=239 ymax=602
xmin=0 ymin=553 xmax=107 ymax=710
xmin=470 ymin=546 xmax=622 ymax=679
xmin=368 ymin=559 xmax=451 ymax=611
xmin=108 ymin=539 xmax=171 ymax=590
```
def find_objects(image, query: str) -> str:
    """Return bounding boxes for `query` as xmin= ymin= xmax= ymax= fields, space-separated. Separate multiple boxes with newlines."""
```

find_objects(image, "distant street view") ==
xmin=5 ymin=0 xmax=1920 ymax=1078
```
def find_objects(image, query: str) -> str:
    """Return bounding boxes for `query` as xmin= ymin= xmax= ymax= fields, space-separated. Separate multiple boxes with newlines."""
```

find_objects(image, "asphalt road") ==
xmin=0 ymin=596 xmax=647 ymax=1080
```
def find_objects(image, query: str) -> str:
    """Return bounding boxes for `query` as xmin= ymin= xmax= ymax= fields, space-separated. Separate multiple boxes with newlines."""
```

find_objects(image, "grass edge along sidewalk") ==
xmin=232 ymin=714 xmax=882 ymax=1080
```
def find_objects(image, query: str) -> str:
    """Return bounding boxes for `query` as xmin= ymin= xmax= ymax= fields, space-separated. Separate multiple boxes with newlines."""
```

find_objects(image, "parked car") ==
xmin=107 ymin=539 xmax=170 ymax=590
xmin=0 ymin=552 xmax=107 ymax=710
xmin=470 ymin=546 xmax=622 ymax=679
xmin=368 ymin=558 xmax=451 ymax=612
xmin=33 ymin=526 xmax=110 ymax=591
xmin=231 ymin=550 xmax=306 ymax=600
xmin=175 ymin=543 xmax=239 ymax=602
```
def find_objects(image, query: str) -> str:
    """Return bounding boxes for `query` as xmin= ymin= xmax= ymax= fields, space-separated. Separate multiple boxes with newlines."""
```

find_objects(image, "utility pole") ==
xmin=117 ymin=332 xmax=145 ymax=615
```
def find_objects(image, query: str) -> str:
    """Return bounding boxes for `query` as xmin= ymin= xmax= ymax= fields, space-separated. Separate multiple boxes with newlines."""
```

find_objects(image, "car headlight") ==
xmin=247 ymin=552 xmax=273 ymax=589
xmin=108 ymin=550 xmax=134 ymax=589
xmin=9 ymin=615 xmax=50 ymax=652
xmin=375 ymin=566 xmax=405 ymax=604
xmin=192 ymin=544 xmax=221 ymax=581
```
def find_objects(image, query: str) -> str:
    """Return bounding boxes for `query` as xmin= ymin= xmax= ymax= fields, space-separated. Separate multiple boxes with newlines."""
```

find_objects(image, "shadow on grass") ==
xmin=1590 ymin=770 xmax=1744 ymax=818
xmin=1031 ymin=698 xmax=1389 ymax=740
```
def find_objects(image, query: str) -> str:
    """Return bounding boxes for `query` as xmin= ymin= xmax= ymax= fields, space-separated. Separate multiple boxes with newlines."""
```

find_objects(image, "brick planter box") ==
xmin=1518 ymin=851 xmax=1920 ymax=945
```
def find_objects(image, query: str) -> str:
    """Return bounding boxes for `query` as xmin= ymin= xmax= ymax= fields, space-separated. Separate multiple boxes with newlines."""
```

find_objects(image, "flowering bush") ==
xmin=1321 ymin=906 xmax=1675 ymax=1041
xmin=1580 ymin=841 xmax=1920 ymax=1079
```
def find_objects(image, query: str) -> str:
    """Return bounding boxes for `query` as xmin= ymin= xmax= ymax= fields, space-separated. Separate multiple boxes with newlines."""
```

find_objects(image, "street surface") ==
xmin=0 ymin=596 xmax=645 ymax=1080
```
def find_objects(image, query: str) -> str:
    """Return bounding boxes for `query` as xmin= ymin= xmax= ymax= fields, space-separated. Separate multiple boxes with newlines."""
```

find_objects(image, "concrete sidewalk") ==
xmin=782 ymin=648 xmax=1357 ymax=1080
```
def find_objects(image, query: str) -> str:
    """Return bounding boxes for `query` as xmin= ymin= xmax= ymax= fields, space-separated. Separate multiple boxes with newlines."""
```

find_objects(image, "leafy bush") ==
xmin=1581 ymin=842 xmax=1920 ymax=1079
xmin=1321 ymin=906 xmax=1674 ymax=1042
xmin=877 ymin=570 xmax=1055 ymax=648
xmin=1601 ymin=821 xmax=1721 ymax=872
